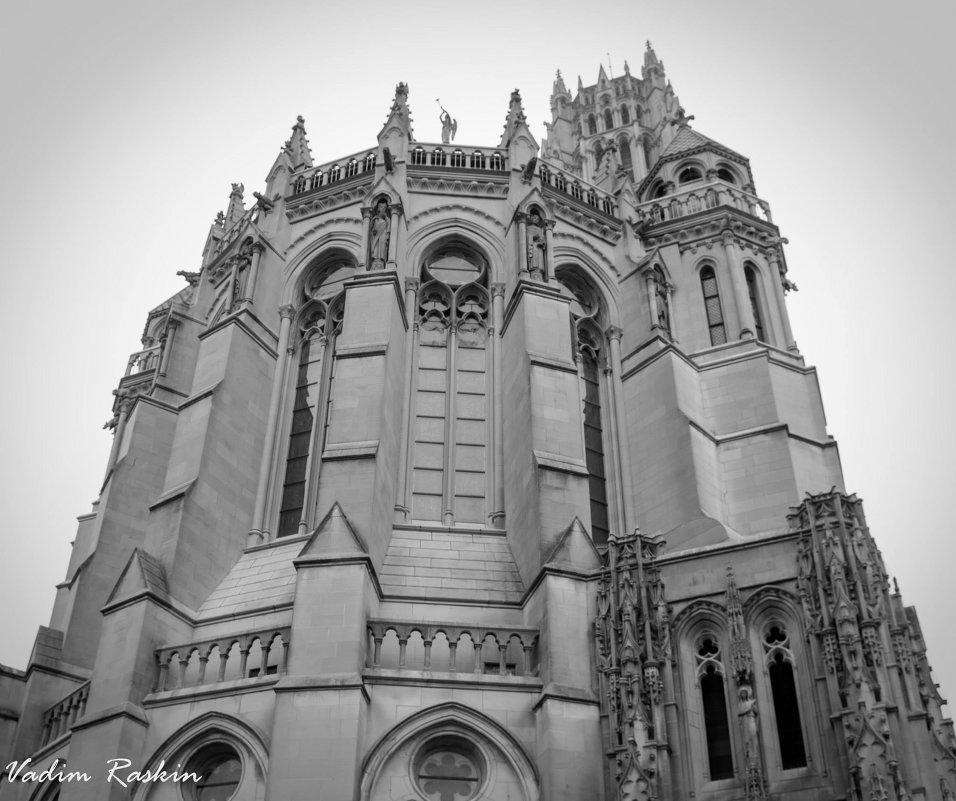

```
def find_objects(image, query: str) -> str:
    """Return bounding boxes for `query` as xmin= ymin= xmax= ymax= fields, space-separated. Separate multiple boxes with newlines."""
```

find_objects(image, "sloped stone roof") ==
xmin=197 ymin=537 xmax=303 ymax=619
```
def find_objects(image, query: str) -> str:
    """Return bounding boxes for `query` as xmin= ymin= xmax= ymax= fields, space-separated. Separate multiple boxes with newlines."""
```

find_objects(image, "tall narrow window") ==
xmin=696 ymin=636 xmax=734 ymax=780
xmin=410 ymin=244 xmax=490 ymax=526
xmin=558 ymin=272 xmax=609 ymax=545
xmin=603 ymin=109 xmax=614 ymax=130
xmin=587 ymin=114 xmax=597 ymax=135
xmin=745 ymin=265 xmax=766 ymax=342
xmin=700 ymin=267 xmax=727 ymax=346
xmin=618 ymin=137 xmax=632 ymax=171
xmin=276 ymin=259 xmax=354 ymax=537
xmin=620 ymin=105 xmax=630 ymax=124
xmin=764 ymin=625 xmax=807 ymax=769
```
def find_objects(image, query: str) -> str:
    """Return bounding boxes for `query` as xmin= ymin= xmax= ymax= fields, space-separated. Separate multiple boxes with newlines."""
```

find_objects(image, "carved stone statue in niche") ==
xmin=526 ymin=209 xmax=547 ymax=279
xmin=737 ymin=684 xmax=759 ymax=760
xmin=368 ymin=197 xmax=390 ymax=269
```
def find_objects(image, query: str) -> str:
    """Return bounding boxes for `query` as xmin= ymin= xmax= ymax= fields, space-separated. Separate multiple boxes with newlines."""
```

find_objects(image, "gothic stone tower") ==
xmin=1 ymin=48 xmax=953 ymax=801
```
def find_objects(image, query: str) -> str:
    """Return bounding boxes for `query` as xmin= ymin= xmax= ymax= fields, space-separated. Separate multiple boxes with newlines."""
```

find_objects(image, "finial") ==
xmin=646 ymin=40 xmax=652 ymax=50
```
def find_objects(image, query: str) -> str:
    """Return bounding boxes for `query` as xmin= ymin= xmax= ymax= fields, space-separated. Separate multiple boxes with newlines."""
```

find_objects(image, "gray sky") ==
xmin=1 ymin=0 xmax=953 ymax=707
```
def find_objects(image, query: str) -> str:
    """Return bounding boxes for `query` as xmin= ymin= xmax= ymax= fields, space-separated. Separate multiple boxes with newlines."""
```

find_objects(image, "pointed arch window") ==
xmin=558 ymin=272 xmax=609 ymax=545
xmin=745 ymin=265 xmax=766 ymax=342
xmin=700 ymin=266 xmax=727 ymax=346
xmin=587 ymin=114 xmax=597 ymax=135
xmin=409 ymin=244 xmax=491 ymax=526
xmin=618 ymin=137 xmax=632 ymax=171
xmin=696 ymin=635 xmax=734 ymax=780
xmin=603 ymin=109 xmax=614 ymax=130
xmin=620 ymin=105 xmax=630 ymax=125
xmin=764 ymin=624 xmax=807 ymax=769
xmin=276 ymin=259 xmax=355 ymax=537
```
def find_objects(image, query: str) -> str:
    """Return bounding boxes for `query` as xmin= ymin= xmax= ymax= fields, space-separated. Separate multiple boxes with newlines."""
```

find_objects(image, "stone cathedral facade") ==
xmin=1 ymin=47 xmax=953 ymax=801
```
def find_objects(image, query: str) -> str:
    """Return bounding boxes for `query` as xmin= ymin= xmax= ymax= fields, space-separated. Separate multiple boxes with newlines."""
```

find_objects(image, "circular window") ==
xmin=185 ymin=744 xmax=242 ymax=801
xmin=413 ymin=737 xmax=484 ymax=801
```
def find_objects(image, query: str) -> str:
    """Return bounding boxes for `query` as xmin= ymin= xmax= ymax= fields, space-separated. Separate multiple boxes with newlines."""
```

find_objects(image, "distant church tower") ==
xmin=1 ymin=50 xmax=954 ymax=801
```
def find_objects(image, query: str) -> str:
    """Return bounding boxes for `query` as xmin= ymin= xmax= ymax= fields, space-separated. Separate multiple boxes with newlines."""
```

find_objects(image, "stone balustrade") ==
xmin=539 ymin=161 xmax=617 ymax=218
xmin=40 ymin=680 xmax=89 ymax=746
xmin=125 ymin=345 xmax=161 ymax=377
xmin=633 ymin=181 xmax=772 ymax=226
xmin=154 ymin=627 xmax=290 ymax=692
xmin=407 ymin=143 xmax=508 ymax=172
xmin=290 ymin=148 xmax=378 ymax=196
xmin=366 ymin=619 xmax=538 ymax=677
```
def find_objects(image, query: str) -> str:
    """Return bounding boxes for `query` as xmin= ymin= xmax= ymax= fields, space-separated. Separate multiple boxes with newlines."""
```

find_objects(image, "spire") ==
xmin=224 ymin=183 xmax=246 ymax=228
xmin=597 ymin=64 xmax=609 ymax=85
xmin=378 ymin=81 xmax=414 ymax=143
xmin=644 ymin=40 xmax=661 ymax=69
xmin=577 ymin=74 xmax=584 ymax=94
xmin=499 ymin=87 xmax=532 ymax=148
xmin=284 ymin=115 xmax=313 ymax=170
xmin=552 ymin=69 xmax=568 ymax=99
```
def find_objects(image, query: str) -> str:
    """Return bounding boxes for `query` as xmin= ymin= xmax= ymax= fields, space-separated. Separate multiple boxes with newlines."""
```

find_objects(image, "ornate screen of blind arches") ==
xmin=411 ymin=244 xmax=492 ymax=526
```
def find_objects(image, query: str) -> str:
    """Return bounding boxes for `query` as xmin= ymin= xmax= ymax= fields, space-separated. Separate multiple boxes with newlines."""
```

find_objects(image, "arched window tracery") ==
xmin=409 ymin=243 xmax=492 ymax=526
xmin=763 ymin=623 xmax=807 ymax=769
xmin=557 ymin=270 xmax=609 ymax=544
xmin=695 ymin=634 xmax=734 ymax=780
xmin=276 ymin=257 xmax=355 ymax=537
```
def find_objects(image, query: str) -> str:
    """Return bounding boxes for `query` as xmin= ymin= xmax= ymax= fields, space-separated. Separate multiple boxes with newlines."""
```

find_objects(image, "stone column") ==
xmin=394 ymin=278 xmax=420 ymax=521
xmin=359 ymin=205 xmax=372 ymax=271
xmin=606 ymin=327 xmax=635 ymax=532
xmin=490 ymin=282 xmax=506 ymax=526
xmin=249 ymin=304 xmax=295 ymax=544
xmin=242 ymin=241 xmax=265 ymax=305
xmin=768 ymin=245 xmax=798 ymax=351
xmin=722 ymin=230 xmax=756 ymax=339
xmin=387 ymin=203 xmax=401 ymax=270
xmin=157 ymin=318 xmax=178 ymax=377
xmin=517 ymin=213 xmax=529 ymax=275
xmin=543 ymin=219 xmax=556 ymax=282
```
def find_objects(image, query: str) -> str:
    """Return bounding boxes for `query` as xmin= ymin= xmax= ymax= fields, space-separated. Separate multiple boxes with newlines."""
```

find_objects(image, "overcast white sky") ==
xmin=1 ymin=1 xmax=953 ymax=706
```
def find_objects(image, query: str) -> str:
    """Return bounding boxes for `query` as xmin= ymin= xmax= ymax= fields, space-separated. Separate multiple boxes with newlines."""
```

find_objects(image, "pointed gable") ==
xmin=298 ymin=501 xmax=368 ymax=558
xmin=107 ymin=549 xmax=170 ymax=605
xmin=544 ymin=518 xmax=602 ymax=572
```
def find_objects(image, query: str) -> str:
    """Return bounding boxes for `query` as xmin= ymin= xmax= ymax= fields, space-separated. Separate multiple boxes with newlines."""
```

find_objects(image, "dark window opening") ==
xmin=581 ymin=350 xmax=609 ymax=545
xmin=745 ymin=266 xmax=765 ymax=341
xmin=701 ymin=666 xmax=733 ymax=779
xmin=700 ymin=267 xmax=727 ymax=345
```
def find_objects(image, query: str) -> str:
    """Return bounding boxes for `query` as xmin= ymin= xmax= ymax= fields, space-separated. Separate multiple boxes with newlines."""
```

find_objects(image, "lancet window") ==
xmin=409 ymin=243 xmax=491 ymax=526
xmin=603 ymin=109 xmax=614 ymax=130
xmin=618 ymin=137 xmax=632 ymax=172
xmin=558 ymin=271 xmax=609 ymax=544
xmin=700 ymin=266 xmax=727 ymax=346
xmin=696 ymin=634 xmax=734 ymax=780
xmin=745 ymin=264 xmax=766 ymax=342
xmin=587 ymin=114 xmax=597 ymax=135
xmin=763 ymin=624 xmax=807 ymax=769
xmin=620 ymin=105 xmax=630 ymax=124
xmin=276 ymin=258 xmax=355 ymax=537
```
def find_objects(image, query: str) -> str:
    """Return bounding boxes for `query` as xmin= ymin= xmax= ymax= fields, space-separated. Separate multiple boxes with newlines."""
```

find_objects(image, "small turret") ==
xmin=224 ymin=183 xmax=246 ymax=229
xmin=642 ymin=40 xmax=666 ymax=90
xmin=285 ymin=115 xmax=313 ymax=170
xmin=551 ymin=69 xmax=571 ymax=113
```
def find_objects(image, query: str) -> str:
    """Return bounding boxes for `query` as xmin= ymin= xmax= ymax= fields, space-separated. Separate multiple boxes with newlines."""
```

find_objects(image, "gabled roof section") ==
xmin=658 ymin=125 xmax=747 ymax=164
xmin=499 ymin=88 xmax=538 ymax=151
